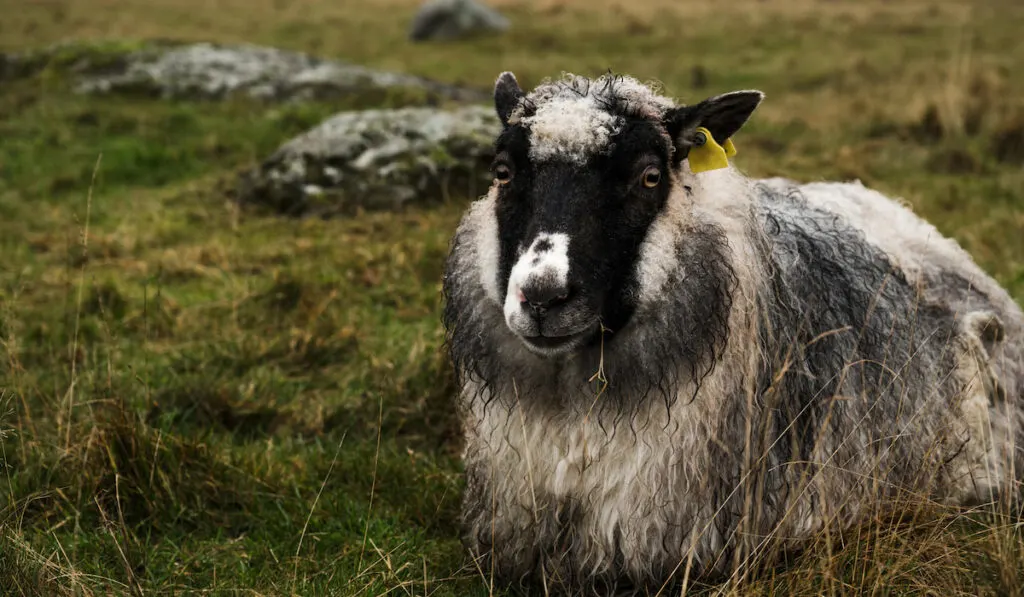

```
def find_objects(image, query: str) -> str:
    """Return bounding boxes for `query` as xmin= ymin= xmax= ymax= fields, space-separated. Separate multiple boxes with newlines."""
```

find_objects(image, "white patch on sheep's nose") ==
xmin=503 ymin=233 xmax=571 ymax=327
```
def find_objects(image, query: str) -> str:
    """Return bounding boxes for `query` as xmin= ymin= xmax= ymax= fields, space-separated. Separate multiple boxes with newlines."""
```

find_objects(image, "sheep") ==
xmin=440 ymin=71 xmax=1024 ymax=594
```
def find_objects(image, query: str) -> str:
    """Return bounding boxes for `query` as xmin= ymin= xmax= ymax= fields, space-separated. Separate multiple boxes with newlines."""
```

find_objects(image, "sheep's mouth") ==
xmin=519 ymin=324 xmax=598 ymax=355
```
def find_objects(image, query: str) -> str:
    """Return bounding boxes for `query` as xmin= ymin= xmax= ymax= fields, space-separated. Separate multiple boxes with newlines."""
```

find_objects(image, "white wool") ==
xmin=514 ymin=73 xmax=677 ymax=164
xmin=470 ymin=189 xmax=502 ymax=304
xmin=523 ymin=97 xmax=621 ymax=164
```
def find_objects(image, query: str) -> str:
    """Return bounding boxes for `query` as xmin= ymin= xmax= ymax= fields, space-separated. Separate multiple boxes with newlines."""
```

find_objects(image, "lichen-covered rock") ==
xmin=2 ymin=41 xmax=485 ymax=103
xmin=71 ymin=42 xmax=486 ymax=103
xmin=238 ymin=105 xmax=501 ymax=215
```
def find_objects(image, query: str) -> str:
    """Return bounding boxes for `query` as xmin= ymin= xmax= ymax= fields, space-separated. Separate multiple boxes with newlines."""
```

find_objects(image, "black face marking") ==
xmin=485 ymin=76 xmax=764 ymax=355
xmin=493 ymin=116 xmax=675 ymax=348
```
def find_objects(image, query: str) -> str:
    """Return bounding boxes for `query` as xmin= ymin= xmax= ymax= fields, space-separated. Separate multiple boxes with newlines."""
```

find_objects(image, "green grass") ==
xmin=0 ymin=0 xmax=1023 ymax=594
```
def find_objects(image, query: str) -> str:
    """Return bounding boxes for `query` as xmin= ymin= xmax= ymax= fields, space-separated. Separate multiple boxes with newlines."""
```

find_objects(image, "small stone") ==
xmin=409 ymin=0 xmax=510 ymax=42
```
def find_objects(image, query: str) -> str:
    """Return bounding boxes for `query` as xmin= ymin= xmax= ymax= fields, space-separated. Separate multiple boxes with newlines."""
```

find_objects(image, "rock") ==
xmin=409 ymin=0 xmax=510 ymax=42
xmin=238 ymin=105 xmax=501 ymax=216
xmin=74 ymin=42 xmax=487 ymax=102
xmin=3 ymin=41 xmax=486 ymax=103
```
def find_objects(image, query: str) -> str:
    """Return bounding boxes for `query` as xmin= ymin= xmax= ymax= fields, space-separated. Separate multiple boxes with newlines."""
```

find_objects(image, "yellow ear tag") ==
xmin=723 ymin=137 xmax=737 ymax=157
xmin=688 ymin=127 xmax=736 ymax=173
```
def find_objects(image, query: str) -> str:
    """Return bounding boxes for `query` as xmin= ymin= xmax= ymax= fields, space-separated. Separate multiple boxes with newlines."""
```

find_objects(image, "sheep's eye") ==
xmin=494 ymin=164 xmax=513 ymax=185
xmin=641 ymin=166 xmax=661 ymax=188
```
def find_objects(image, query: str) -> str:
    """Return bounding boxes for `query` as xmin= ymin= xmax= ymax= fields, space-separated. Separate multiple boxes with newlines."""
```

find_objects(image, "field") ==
xmin=1 ymin=0 xmax=1023 ymax=594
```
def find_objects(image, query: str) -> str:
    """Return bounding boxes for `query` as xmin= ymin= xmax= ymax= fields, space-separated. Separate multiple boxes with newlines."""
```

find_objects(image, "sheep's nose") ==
xmin=519 ymin=282 xmax=570 ymax=313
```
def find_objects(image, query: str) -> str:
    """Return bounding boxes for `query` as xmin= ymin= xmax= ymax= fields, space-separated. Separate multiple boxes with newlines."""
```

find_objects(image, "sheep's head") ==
xmin=488 ymin=72 xmax=762 ymax=357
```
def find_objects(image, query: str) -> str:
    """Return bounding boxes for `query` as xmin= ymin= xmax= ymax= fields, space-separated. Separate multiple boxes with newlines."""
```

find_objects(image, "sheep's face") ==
xmin=486 ymin=72 xmax=762 ymax=358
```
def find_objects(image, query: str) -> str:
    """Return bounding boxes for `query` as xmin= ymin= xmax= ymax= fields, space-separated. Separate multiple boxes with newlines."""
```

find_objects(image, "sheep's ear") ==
xmin=494 ymin=71 xmax=524 ymax=127
xmin=665 ymin=90 xmax=764 ymax=149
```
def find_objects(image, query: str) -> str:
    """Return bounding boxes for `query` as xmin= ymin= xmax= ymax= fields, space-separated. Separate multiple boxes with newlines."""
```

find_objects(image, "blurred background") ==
xmin=0 ymin=0 xmax=1022 ymax=594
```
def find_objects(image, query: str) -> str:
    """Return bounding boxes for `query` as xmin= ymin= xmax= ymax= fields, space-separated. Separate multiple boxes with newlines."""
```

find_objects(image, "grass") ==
xmin=0 ymin=0 xmax=1023 ymax=594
